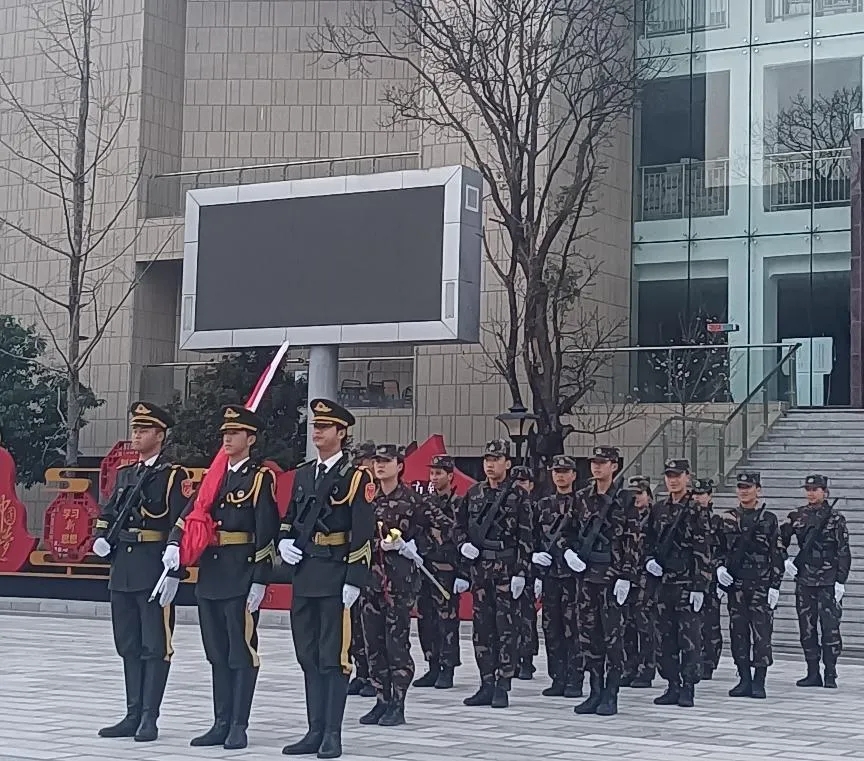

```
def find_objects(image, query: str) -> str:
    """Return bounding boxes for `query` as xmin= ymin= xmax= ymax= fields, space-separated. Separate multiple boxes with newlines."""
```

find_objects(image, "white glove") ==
xmin=534 ymin=578 xmax=543 ymax=598
xmin=92 ymin=537 xmax=111 ymax=557
xmin=646 ymin=559 xmax=663 ymax=577
xmin=564 ymin=549 xmax=587 ymax=573
xmin=453 ymin=578 xmax=470 ymax=594
xmin=510 ymin=575 xmax=526 ymax=599
xmin=162 ymin=544 xmax=180 ymax=571
xmin=158 ymin=576 xmax=179 ymax=607
xmin=716 ymin=587 xmax=727 ymax=601
xmin=460 ymin=542 xmax=480 ymax=560
xmin=613 ymin=579 xmax=631 ymax=606
xmin=532 ymin=551 xmax=552 ymax=568
xmin=247 ymin=583 xmax=266 ymax=613
xmin=835 ymin=582 xmax=845 ymax=603
xmin=785 ymin=558 xmax=798 ymax=579
xmin=767 ymin=587 xmax=780 ymax=610
xmin=381 ymin=536 xmax=403 ymax=552
xmin=689 ymin=591 xmax=704 ymax=612
xmin=716 ymin=565 xmax=734 ymax=587
xmin=279 ymin=538 xmax=303 ymax=565
xmin=342 ymin=583 xmax=360 ymax=608
xmin=398 ymin=538 xmax=424 ymax=567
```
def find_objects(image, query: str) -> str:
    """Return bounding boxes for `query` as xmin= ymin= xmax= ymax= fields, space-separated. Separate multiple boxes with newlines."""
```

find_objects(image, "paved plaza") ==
xmin=0 ymin=611 xmax=862 ymax=761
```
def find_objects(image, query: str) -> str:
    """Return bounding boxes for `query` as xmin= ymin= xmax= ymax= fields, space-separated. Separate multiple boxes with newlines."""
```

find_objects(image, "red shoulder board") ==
xmin=364 ymin=481 xmax=376 ymax=502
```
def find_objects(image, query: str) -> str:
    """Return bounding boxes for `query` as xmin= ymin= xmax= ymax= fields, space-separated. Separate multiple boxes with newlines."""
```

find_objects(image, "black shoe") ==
xmin=378 ymin=701 xmax=406 ymax=726
xmin=516 ymin=658 xmax=535 ymax=680
xmin=318 ymin=671 xmax=348 ymax=757
xmin=223 ymin=666 xmax=258 ymax=748
xmin=729 ymin=665 xmax=752 ymax=698
xmin=630 ymin=675 xmax=653 ymax=689
xmin=824 ymin=669 xmax=837 ymax=689
xmin=595 ymin=672 xmax=620 ymax=716
xmin=796 ymin=661 xmax=823 ymax=687
xmin=574 ymin=674 xmax=604 ymax=714
xmin=359 ymin=699 xmax=389 ymax=725
xmin=99 ymin=657 xmax=143 ymax=738
xmin=563 ymin=680 xmax=583 ymax=698
xmin=134 ymin=659 xmax=171 ymax=742
xmin=317 ymin=731 xmax=342 ymax=759
xmin=98 ymin=714 xmax=140 ymax=738
xmin=359 ymin=683 xmax=376 ymax=697
xmin=677 ymin=683 xmax=694 ymax=708
xmin=491 ymin=685 xmax=509 ymax=708
xmin=282 ymin=730 xmax=324 ymax=755
xmin=434 ymin=667 xmax=454 ymax=689
xmin=750 ymin=667 xmax=767 ymax=699
xmin=347 ymin=677 xmax=367 ymax=696
xmin=702 ymin=668 xmax=714 ymax=681
xmin=542 ymin=679 xmax=566 ymax=697
xmin=653 ymin=682 xmax=680 ymax=705
xmin=619 ymin=673 xmax=634 ymax=687
xmin=223 ymin=725 xmax=248 ymax=750
xmin=414 ymin=662 xmax=440 ymax=688
xmin=133 ymin=714 xmax=158 ymax=743
xmin=191 ymin=665 xmax=233 ymax=746
xmin=463 ymin=683 xmax=495 ymax=706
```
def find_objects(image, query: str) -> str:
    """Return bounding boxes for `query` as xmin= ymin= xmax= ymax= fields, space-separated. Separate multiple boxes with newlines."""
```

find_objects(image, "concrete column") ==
xmin=306 ymin=345 xmax=340 ymax=459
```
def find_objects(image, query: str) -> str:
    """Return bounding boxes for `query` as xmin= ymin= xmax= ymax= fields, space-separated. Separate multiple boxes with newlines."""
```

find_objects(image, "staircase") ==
xmin=715 ymin=408 xmax=864 ymax=654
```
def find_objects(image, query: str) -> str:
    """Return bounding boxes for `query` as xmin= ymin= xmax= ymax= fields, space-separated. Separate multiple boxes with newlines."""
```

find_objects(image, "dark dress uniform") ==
xmin=94 ymin=402 xmax=188 ymax=742
xmin=280 ymin=399 xmax=376 ymax=760
xmin=415 ymin=455 xmax=462 ymax=690
xmin=781 ymin=474 xmax=851 ymax=688
xmin=694 ymin=479 xmax=723 ymax=681
xmin=169 ymin=405 xmax=279 ymax=750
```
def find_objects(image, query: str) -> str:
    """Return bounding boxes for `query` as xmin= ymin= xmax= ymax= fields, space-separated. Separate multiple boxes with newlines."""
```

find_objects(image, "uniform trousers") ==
xmin=111 ymin=590 xmax=175 ymax=661
xmin=198 ymin=596 xmax=260 ymax=669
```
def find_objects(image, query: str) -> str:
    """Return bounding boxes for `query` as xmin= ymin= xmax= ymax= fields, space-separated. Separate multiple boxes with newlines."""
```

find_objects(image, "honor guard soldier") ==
xmin=279 ymin=400 xmax=376 ymax=760
xmin=414 ymin=454 xmax=463 ymax=690
xmin=562 ymin=446 xmax=641 ymax=717
xmin=91 ymin=402 xmax=188 ymax=742
xmin=715 ymin=472 xmax=785 ymax=699
xmin=165 ymin=405 xmax=279 ymax=750
xmin=347 ymin=440 xmax=377 ymax=698
xmin=645 ymin=459 xmax=711 ymax=708
xmin=512 ymin=466 xmax=539 ymax=680
xmin=455 ymin=439 xmax=533 ymax=709
xmin=531 ymin=455 xmax=583 ymax=698
xmin=692 ymin=478 xmax=723 ymax=681
xmin=621 ymin=476 xmax=657 ymax=689
xmin=782 ymin=474 xmax=851 ymax=689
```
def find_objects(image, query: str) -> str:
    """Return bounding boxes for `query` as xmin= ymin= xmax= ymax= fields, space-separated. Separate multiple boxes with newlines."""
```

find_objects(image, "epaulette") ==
xmin=338 ymin=459 xmax=352 ymax=477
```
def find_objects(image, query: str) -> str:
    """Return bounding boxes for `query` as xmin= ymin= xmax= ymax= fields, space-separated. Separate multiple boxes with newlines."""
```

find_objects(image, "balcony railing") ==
xmin=638 ymin=158 xmax=729 ymax=221
xmin=763 ymin=147 xmax=851 ymax=212
xmin=766 ymin=0 xmax=863 ymax=22
xmin=641 ymin=0 xmax=729 ymax=37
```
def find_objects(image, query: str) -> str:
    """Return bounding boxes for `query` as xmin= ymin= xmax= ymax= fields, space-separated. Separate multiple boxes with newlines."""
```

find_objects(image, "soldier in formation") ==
xmin=512 ymin=465 xmax=539 ymax=680
xmin=692 ymin=478 xmax=723 ymax=681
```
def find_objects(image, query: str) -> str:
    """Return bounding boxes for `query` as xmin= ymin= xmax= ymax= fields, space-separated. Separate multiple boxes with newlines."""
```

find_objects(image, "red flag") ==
xmin=402 ymin=434 xmax=476 ymax=495
xmin=179 ymin=341 xmax=292 ymax=567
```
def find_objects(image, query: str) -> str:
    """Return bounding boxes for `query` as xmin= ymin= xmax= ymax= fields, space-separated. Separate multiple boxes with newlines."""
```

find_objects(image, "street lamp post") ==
xmin=495 ymin=402 xmax=539 ymax=465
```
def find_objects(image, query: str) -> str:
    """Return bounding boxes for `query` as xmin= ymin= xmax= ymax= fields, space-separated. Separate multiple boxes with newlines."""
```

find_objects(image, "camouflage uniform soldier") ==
xmin=347 ymin=440 xmax=377 ymax=698
xmin=562 ymin=446 xmax=641 ymax=717
xmin=621 ymin=476 xmax=657 ymax=689
xmin=692 ymin=478 xmax=723 ymax=681
xmin=359 ymin=445 xmax=430 ymax=727
xmin=414 ymin=454 xmax=462 ymax=690
xmin=455 ymin=439 xmax=533 ymax=709
xmin=512 ymin=465 xmax=539 ymax=680
xmin=645 ymin=459 xmax=710 ymax=708
xmin=716 ymin=472 xmax=785 ymax=699
xmin=782 ymin=474 xmax=851 ymax=689
xmin=531 ymin=455 xmax=583 ymax=698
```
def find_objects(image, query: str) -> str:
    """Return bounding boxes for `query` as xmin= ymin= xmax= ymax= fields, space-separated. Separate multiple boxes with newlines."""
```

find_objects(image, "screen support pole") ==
xmin=306 ymin=345 xmax=340 ymax=459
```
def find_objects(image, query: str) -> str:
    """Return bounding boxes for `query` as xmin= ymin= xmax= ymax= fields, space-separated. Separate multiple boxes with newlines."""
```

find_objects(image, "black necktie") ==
xmin=316 ymin=463 xmax=327 ymax=487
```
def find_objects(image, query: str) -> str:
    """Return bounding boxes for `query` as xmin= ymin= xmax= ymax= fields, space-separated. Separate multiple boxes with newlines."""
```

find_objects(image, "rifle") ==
xmin=292 ymin=487 xmax=333 ymax=551
xmin=793 ymin=498 xmax=839 ymax=572
xmin=653 ymin=499 xmax=689 ymax=569
xmin=105 ymin=464 xmax=169 ymax=548
xmin=719 ymin=505 xmax=766 ymax=592
xmin=574 ymin=474 xmax=624 ymax=563
xmin=467 ymin=476 xmax=516 ymax=551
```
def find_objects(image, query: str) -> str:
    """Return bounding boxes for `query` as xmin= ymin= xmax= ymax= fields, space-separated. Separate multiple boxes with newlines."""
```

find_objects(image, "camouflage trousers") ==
xmin=796 ymin=583 xmax=842 ymax=665
xmin=541 ymin=576 xmax=581 ymax=682
xmin=472 ymin=578 xmax=518 ymax=682
xmin=577 ymin=580 xmax=625 ymax=676
xmin=701 ymin=583 xmax=723 ymax=672
xmin=417 ymin=566 xmax=461 ymax=669
xmin=623 ymin=595 xmax=656 ymax=680
xmin=518 ymin=584 xmax=539 ymax=660
xmin=656 ymin=583 xmax=702 ymax=685
xmin=361 ymin=587 xmax=417 ymax=701
xmin=349 ymin=598 xmax=369 ymax=679
xmin=727 ymin=581 xmax=773 ymax=668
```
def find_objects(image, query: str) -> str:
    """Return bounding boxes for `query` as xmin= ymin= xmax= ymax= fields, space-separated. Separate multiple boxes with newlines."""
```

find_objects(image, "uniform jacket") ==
xmin=564 ymin=481 xmax=641 ymax=585
xmin=645 ymin=493 xmax=711 ymax=592
xmin=369 ymin=482 xmax=428 ymax=596
xmin=171 ymin=460 xmax=279 ymax=600
xmin=422 ymin=489 xmax=461 ymax=569
xmin=781 ymin=502 xmax=851 ymax=587
xmin=534 ymin=491 xmax=577 ymax=579
xmin=716 ymin=505 xmax=786 ymax=588
xmin=94 ymin=456 xmax=189 ymax=593
xmin=632 ymin=500 xmax=654 ymax=593
xmin=279 ymin=454 xmax=376 ymax=598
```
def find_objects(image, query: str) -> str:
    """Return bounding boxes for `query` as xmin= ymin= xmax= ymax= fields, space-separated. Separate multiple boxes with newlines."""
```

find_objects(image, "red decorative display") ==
xmin=0 ymin=445 xmax=37 ymax=572
xmin=402 ymin=434 xmax=476 ymax=496
xmin=99 ymin=441 xmax=138 ymax=500
xmin=44 ymin=492 xmax=100 ymax=562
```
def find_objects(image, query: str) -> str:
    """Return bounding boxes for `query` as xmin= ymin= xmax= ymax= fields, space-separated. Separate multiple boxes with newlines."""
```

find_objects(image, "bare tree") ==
xmin=0 ymin=0 xmax=169 ymax=465
xmin=313 ymin=0 xmax=662 ymax=460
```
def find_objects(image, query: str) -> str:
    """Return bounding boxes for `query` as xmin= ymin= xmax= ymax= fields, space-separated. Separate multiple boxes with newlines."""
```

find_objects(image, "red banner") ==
xmin=99 ymin=441 xmax=138 ymax=500
xmin=0 ymin=446 xmax=37 ymax=572
xmin=44 ymin=492 xmax=100 ymax=562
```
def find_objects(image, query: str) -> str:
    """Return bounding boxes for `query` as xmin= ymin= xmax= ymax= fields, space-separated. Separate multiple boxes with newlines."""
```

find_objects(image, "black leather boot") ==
xmin=191 ymin=665 xmax=233 ymax=746
xmin=595 ymin=671 xmax=620 ymax=716
xmin=653 ymin=680 xmax=680 ymax=705
xmin=99 ymin=657 xmax=144 ymax=738
xmin=677 ymin=682 xmax=695 ymax=707
xmin=347 ymin=677 xmax=367 ymax=696
xmin=317 ymin=671 xmax=349 ymax=759
xmin=750 ymin=667 xmax=767 ymax=699
xmin=282 ymin=671 xmax=326 ymax=755
xmin=796 ymin=660 xmax=823 ymax=687
xmin=542 ymin=679 xmax=566 ymax=697
xmin=824 ymin=658 xmax=838 ymax=689
xmin=728 ymin=665 xmax=752 ymax=698
xmin=491 ymin=677 xmax=510 ymax=708
xmin=224 ymin=667 xmax=258 ymax=749
xmin=134 ymin=659 xmax=170 ymax=742
xmin=574 ymin=672 xmax=604 ymax=714
xmin=414 ymin=660 xmax=440 ymax=687
xmin=516 ymin=656 xmax=535 ymax=680
xmin=434 ymin=666 xmax=454 ymax=689
xmin=463 ymin=679 xmax=495 ymax=706
xmin=359 ymin=698 xmax=389 ymax=725
xmin=563 ymin=669 xmax=584 ymax=698
xmin=379 ymin=699 xmax=406 ymax=726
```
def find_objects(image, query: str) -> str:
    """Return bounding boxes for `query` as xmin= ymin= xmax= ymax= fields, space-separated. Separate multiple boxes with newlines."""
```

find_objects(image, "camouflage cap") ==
xmin=551 ymin=454 xmax=578 ymax=470
xmin=664 ymin=458 xmax=690 ymax=474
xmin=483 ymin=439 xmax=510 ymax=458
xmin=429 ymin=454 xmax=455 ymax=472
xmin=511 ymin=465 xmax=534 ymax=482
xmin=374 ymin=443 xmax=405 ymax=461
xmin=804 ymin=473 xmax=828 ymax=488
xmin=736 ymin=471 xmax=761 ymax=487
xmin=590 ymin=445 xmax=620 ymax=462
xmin=351 ymin=439 xmax=377 ymax=461
xmin=628 ymin=475 xmax=650 ymax=488
xmin=692 ymin=477 xmax=714 ymax=494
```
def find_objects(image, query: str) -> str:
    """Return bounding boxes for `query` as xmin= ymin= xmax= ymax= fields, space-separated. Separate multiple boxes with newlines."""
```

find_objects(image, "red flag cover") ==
xmin=179 ymin=341 xmax=292 ymax=567
xmin=402 ymin=434 xmax=475 ymax=495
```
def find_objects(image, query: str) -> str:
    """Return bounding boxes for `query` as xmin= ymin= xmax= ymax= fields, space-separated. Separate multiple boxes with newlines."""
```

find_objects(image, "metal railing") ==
xmin=144 ymin=152 xmax=422 ymax=219
xmin=642 ymin=0 xmax=729 ymax=37
xmin=764 ymin=147 xmax=852 ymax=212
xmin=766 ymin=0 xmax=863 ymax=22
xmin=622 ymin=342 xmax=802 ymax=486
xmin=638 ymin=158 xmax=729 ymax=221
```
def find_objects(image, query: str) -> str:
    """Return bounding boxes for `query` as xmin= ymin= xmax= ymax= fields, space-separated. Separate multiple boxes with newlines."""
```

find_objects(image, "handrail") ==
xmin=566 ymin=342 xmax=796 ymax=354
xmin=721 ymin=343 xmax=801 ymax=425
